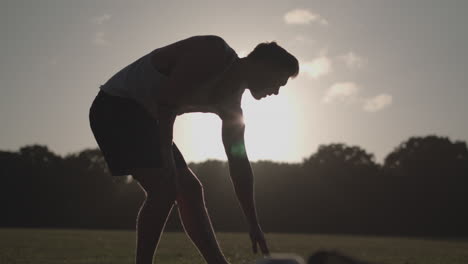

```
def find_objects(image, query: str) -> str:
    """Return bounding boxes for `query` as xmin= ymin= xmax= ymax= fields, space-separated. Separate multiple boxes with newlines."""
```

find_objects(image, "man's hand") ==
xmin=249 ymin=224 xmax=269 ymax=256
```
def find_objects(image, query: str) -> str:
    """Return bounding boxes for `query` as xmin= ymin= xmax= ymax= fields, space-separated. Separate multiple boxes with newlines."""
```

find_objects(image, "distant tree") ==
xmin=303 ymin=143 xmax=380 ymax=177
xmin=2 ymin=145 xmax=65 ymax=227
xmin=19 ymin=145 xmax=61 ymax=168
xmin=63 ymin=148 xmax=109 ymax=175
xmin=384 ymin=135 xmax=468 ymax=176
xmin=1 ymin=138 xmax=467 ymax=236
xmin=383 ymin=136 xmax=468 ymax=235
xmin=300 ymin=144 xmax=382 ymax=233
xmin=0 ymin=150 xmax=24 ymax=226
xmin=61 ymin=148 xmax=136 ymax=228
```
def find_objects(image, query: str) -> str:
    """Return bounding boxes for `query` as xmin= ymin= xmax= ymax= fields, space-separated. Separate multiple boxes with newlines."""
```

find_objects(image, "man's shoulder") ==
xmin=192 ymin=35 xmax=227 ymax=47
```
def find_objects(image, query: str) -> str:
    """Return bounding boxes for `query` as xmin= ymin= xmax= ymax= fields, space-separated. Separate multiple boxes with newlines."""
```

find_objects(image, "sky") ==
xmin=1 ymin=0 xmax=468 ymax=164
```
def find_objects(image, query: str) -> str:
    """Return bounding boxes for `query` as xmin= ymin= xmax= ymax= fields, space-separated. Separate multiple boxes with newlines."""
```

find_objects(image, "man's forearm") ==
xmin=229 ymin=158 xmax=259 ymax=228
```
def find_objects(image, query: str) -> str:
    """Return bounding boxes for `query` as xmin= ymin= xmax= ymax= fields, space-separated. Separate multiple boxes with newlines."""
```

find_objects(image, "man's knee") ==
xmin=177 ymin=168 xmax=204 ymax=196
xmin=131 ymin=168 xmax=176 ymax=199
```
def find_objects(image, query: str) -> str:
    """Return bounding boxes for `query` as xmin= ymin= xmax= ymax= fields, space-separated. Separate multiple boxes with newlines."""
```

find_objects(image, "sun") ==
xmin=241 ymin=90 xmax=302 ymax=162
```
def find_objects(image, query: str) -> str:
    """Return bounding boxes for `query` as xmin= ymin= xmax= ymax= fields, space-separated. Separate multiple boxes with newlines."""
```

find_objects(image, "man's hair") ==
xmin=247 ymin=41 xmax=300 ymax=79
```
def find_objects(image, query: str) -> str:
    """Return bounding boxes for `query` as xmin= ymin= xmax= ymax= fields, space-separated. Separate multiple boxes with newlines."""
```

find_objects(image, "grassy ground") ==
xmin=0 ymin=228 xmax=467 ymax=264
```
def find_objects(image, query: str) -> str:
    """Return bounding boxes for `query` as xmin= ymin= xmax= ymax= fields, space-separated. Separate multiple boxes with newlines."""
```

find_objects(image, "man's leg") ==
xmin=176 ymin=167 xmax=230 ymax=264
xmin=132 ymin=168 xmax=176 ymax=264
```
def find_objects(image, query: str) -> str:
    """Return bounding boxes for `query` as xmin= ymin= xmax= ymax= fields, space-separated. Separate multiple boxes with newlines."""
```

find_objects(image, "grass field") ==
xmin=1 ymin=228 xmax=467 ymax=264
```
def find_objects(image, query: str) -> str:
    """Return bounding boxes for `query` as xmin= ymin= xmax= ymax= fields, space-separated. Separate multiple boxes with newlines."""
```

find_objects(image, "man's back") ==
xmin=100 ymin=35 xmax=239 ymax=119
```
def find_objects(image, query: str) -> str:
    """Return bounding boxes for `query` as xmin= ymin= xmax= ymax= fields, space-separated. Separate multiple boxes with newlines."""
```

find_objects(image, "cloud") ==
xmin=91 ymin=14 xmax=111 ymax=25
xmin=300 ymin=56 xmax=332 ymax=79
xmin=284 ymin=9 xmax=328 ymax=25
xmin=339 ymin=52 xmax=367 ymax=69
xmin=93 ymin=32 xmax=109 ymax=46
xmin=323 ymin=82 xmax=394 ymax=112
xmin=319 ymin=18 xmax=329 ymax=25
xmin=322 ymin=82 xmax=360 ymax=104
xmin=363 ymin=94 xmax=393 ymax=112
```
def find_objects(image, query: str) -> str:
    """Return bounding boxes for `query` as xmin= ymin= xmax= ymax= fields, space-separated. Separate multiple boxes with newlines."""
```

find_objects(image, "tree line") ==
xmin=0 ymin=135 xmax=467 ymax=236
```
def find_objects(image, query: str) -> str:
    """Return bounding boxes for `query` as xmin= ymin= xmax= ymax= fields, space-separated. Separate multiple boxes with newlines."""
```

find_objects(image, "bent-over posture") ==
xmin=89 ymin=35 xmax=299 ymax=264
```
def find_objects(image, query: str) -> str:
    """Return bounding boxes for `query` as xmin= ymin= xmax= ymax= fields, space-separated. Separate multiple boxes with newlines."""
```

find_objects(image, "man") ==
xmin=89 ymin=35 xmax=299 ymax=264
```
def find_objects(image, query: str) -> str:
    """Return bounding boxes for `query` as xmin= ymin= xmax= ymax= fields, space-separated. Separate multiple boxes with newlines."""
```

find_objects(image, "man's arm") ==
xmin=221 ymin=109 xmax=269 ymax=255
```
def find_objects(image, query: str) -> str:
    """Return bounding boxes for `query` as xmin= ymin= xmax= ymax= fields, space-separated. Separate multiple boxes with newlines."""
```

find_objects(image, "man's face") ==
xmin=249 ymin=62 xmax=290 ymax=100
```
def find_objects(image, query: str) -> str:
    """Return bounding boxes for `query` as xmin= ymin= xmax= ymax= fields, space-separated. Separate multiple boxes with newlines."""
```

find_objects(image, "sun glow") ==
xmin=174 ymin=113 xmax=225 ymax=162
xmin=241 ymin=90 xmax=302 ymax=162
xmin=174 ymin=90 xmax=303 ymax=163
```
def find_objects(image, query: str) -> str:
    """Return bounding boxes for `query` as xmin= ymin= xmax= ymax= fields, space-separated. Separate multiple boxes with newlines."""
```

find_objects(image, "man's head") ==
xmin=243 ymin=41 xmax=299 ymax=100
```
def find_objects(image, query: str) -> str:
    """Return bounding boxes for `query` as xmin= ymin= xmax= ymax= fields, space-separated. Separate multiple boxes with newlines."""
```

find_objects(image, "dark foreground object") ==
xmin=308 ymin=251 xmax=374 ymax=264
xmin=256 ymin=251 xmax=375 ymax=264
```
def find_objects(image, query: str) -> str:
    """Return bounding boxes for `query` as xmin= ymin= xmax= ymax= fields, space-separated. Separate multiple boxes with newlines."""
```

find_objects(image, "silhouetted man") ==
xmin=89 ymin=35 xmax=299 ymax=264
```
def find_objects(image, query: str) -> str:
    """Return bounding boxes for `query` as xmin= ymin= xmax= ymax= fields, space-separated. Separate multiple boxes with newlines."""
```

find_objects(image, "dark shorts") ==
xmin=89 ymin=90 xmax=187 ymax=176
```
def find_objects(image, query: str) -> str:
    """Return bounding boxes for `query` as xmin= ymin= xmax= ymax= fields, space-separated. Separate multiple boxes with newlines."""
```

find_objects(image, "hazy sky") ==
xmin=2 ymin=0 xmax=467 ymax=163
